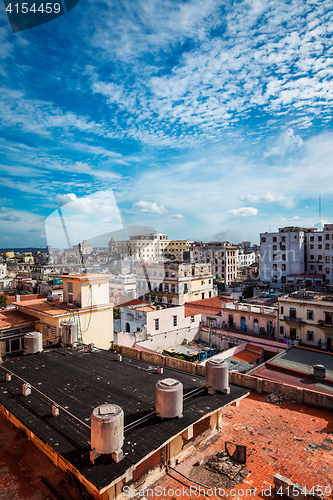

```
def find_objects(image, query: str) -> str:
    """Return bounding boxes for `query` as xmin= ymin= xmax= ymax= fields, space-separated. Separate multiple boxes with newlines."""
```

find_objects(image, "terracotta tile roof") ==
xmin=184 ymin=296 xmax=234 ymax=317
xmin=149 ymin=392 xmax=333 ymax=499
xmin=0 ymin=310 xmax=37 ymax=329
xmin=14 ymin=298 xmax=111 ymax=317
xmin=232 ymin=350 xmax=262 ymax=364
xmin=60 ymin=273 xmax=110 ymax=281
xmin=120 ymin=299 xmax=150 ymax=307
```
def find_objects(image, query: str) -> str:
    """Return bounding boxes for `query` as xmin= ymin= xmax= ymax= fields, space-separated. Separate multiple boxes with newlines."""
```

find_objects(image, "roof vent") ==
xmin=205 ymin=358 xmax=230 ymax=395
xmin=156 ymin=378 xmax=183 ymax=418
xmin=313 ymin=364 xmax=326 ymax=380
xmin=90 ymin=404 xmax=124 ymax=464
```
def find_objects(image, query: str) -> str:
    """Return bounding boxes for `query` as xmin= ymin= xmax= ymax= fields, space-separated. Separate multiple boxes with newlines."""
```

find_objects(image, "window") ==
xmin=191 ymin=316 xmax=195 ymax=323
xmin=201 ymin=293 xmax=205 ymax=299
xmin=310 ymin=255 xmax=314 ymax=260
xmin=155 ymin=319 xmax=159 ymax=330
xmin=326 ymin=256 xmax=330 ymax=263
xmin=281 ymin=276 xmax=286 ymax=283
xmin=319 ymin=265 xmax=323 ymax=271
xmin=310 ymin=236 xmax=314 ymax=242
xmin=290 ymin=308 xmax=296 ymax=319
xmin=209 ymin=291 xmax=212 ymax=298
xmin=307 ymin=331 xmax=314 ymax=342
xmin=282 ymin=236 xmax=285 ymax=242
xmin=326 ymin=234 xmax=330 ymax=240
xmin=310 ymin=265 xmax=314 ymax=270
xmin=281 ymin=245 xmax=286 ymax=250
xmin=280 ymin=326 xmax=284 ymax=335
xmin=273 ymin=237 xmax=277 ymax=242
xmin=318 ymin=236 xmax=322 ymax=241
xmin=282 ymin=264 xmax=286 ymax=271
xmin=326 ymin=244 xmax=330 ymax=250
xmin=273 ymin=254 xmax=277 ymax=261
xmin=310 ymin=244 xmax=314 ymax=249
xmin=173 ymin=315 xmax=177 ymax=327
xmin=272 ymin=276 xmax=278 ymax=283
xmin=209 ymin=279 xmax=211 ymax=284
xmin=307 ymin=310 xmax=314 ymax=320
xmin=273 ymin=245 xmax=277 ymax=250
xmin=281 ymin=306 xmax=284 ymax=314
xmin=201 ymin=280 xmax=204 ymax=285
xmin=319 ymin=255 xmax=322 ymax=260
xmin=282 ymin=254 xmax=286 ymax=261
xmin=67 ymin=281 xmax=73 ymax=304
xmin=318 ymin=244 xmax=322 ymax=249
xmin=261 ymin=237 xmax=266 ymax=242
xmin=326 ymin=268 xmax=330 ymax=274
xmin=273 ymin=264 xmax=277 ymax=270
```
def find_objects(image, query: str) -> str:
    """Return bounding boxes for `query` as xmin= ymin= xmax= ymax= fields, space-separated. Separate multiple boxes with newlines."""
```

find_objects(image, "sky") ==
xmin=1 ymin=0 xmax=333 ymax=248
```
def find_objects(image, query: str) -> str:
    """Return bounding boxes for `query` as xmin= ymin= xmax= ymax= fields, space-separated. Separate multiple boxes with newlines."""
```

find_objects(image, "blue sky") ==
xmin=1 ymin=0 xmax=333 ymax=248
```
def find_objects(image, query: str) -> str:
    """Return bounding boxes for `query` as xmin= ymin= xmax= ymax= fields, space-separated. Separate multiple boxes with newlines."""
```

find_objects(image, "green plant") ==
xmin=0 ymin=296 xmax=7 ymax=309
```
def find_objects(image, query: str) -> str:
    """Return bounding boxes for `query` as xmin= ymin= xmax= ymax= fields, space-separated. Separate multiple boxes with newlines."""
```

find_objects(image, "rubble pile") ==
xmin=265 ymin=392 xmax=296 ymax=404
xmin=203 ymin=451 xmax=248 ymax=488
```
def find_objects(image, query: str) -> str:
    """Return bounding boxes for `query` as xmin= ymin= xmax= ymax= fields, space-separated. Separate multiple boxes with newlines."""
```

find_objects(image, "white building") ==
xmin=0 ymin=264 xmax=6 ymax=279
xmin=109 ymin=274 xmax=136 ymax=299
xmin=323 ymin=224 xmax=333 ymax=285
xmin=237 ymin=250 xmax=256 ymax=268
xmin=115 ymin=301 xmax=201 ymax=352
xmin=260 ymin=227 xmax=318 ymax=287
xmin=115 ymin=233 xmax=192 ymax=261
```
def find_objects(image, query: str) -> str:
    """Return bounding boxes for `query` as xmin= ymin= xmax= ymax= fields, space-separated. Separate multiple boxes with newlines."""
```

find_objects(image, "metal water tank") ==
xmin=24 ymin=331 xmax=43 ymax=354
xmin=313 ymin=364 xmax=326 ymax=380
xmin=61 ymin=321 xmax=77 ymax=345
xmin=205 ymin=358 xmax=229 ymax=392
xmin=156 ymin=378 xmax=183 ymax=418
xmin=91 ymin=404 xmax=124 ymax=455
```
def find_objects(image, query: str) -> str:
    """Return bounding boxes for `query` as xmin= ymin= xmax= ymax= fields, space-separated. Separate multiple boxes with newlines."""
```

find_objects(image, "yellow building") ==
xmin=13 ymin=274 xmax=113 ymax=350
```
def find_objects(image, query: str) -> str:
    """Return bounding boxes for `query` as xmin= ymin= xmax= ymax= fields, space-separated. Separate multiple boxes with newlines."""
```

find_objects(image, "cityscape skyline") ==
xmin=1 ymin=0 xmax=333 ymax=247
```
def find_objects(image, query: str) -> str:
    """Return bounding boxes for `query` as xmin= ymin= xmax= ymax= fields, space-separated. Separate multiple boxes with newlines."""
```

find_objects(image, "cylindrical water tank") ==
xmin=313 ymin=364 xmax=326 ymax=380
xmin=24 ymin=331 xmax=43 ymax=354
xmin=91 ymin=404 xmax=124 ymax=455
xmin=61 ymin=321 xmax=77 ymax=345
xmin=205 ymin=359 xmax=229 ymax=391
xmin=156 ymin=378 xmax=183 ymax=418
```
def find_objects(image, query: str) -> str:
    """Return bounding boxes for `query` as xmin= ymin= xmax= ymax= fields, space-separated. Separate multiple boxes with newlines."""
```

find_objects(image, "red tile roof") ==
xmin=14 ymin=298 xmax=111 ymax=317
xmin=0 ymin=310 xmax=37 ymax=330
xmin=60 ymin=273 xmax=110 ymax=281
xmin=120 ymin=299 xmax=150 ymax=307
xmin=149 ymin=392 xmax=333 ymax=498
xmin=232 ymin=350 xmax=261 ymax=364
xmin=184 ymin=296 xmax=234 ymax=317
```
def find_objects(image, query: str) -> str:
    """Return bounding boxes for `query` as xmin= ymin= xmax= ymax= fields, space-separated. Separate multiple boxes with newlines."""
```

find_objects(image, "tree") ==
xmin=0 ymin=296 xmax=7 ymax=309
xmin=110 ymin=266 xmax=121 ymax=276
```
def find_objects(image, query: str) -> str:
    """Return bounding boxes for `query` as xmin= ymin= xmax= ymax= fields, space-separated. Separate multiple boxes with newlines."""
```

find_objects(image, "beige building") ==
xmin=116 ymin=233 xmax=192 ymax=261
xmin=278 ymin=291 xmax=333 ymax=348
xmin=13 ymin=274 xmax=113 ymax=350
xmin=136 ymin=261 xmax=216 ymax=305
xmin=191 ymin=242 xmax=238 ymax=285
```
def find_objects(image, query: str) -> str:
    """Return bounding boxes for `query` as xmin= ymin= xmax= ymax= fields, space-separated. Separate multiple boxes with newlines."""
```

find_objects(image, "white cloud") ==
xmin=240 ymin=192 xmax=285 ymax=203
xmin=172 ymin=213 xmax=185 ymax=219
xmin=229 ymin=207 xmax=258 ymax=217
xmin=133 ymin=201 xmax=169 ymax=215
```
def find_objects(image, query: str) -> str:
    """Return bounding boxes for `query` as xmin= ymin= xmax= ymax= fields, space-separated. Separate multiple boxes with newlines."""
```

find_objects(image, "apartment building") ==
xmin=260 ymin=226 xmax=321 ymax=287
xmin=323 ymin=224 xmax=333 ymax=285
xmin=135 ymin=261 xmax=215 ymax=305
xmin=191 ymin=242 xmax=238 ymax=285
xmin=278 ymin=291 xmax=333 ymax=348
xmin=115 ymin=233 xmax=192 ymax=261
xmin=237 ymin=249 xmax=256 ymax=268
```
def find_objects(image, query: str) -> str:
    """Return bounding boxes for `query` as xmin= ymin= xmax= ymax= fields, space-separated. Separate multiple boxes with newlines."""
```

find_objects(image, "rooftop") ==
xmin=184 ymin=296 xmax=234 ymax=317
xmin=0 ymin=309 xmax=37 ymax=330
xmin=251 ymin=346 xmax=333 ymax=395
xmin=0 ymin=348 xmax=247 ymax=493
xmin=60 ymin=273 xmax=110 ymax=281
xmin=13 ymin=298 xmax=111 ymax=317
xmin=148 ymin=392 xmax=333 ymax=499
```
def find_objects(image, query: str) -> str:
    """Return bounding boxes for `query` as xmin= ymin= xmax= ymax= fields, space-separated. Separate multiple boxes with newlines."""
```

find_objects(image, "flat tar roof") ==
xmin=0 ymin=348 xmax=248 ymax=492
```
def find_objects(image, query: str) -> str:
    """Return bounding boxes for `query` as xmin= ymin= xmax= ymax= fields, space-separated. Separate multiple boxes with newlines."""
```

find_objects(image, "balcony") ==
xmin=318 ymin=320 xmax=333 ymax=328
xmin=283 ymin=316 xmax=303 ymax=323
